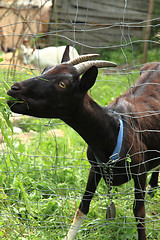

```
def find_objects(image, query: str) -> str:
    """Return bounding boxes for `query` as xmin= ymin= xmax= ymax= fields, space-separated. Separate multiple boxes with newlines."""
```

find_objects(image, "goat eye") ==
xmin=59 ymin=82 xmax=66 ymax=89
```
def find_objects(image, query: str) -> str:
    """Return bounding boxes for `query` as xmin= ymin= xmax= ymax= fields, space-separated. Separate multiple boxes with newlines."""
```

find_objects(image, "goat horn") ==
xmin=67 ymin=54 xmax=100 ymax=65
xmin=74 ymin=60 xmax=117 ymax=75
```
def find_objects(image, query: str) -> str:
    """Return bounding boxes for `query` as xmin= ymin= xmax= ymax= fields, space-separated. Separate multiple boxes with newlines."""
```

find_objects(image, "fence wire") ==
xmin=0 ymin=0 xmax=160 ymax=239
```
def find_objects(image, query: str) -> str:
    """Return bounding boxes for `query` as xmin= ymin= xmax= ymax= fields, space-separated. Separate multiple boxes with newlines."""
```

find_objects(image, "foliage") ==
xmin=98 ymin=40 xmax=160 ymax=66
xmin=0 ymin=62 xmax=159 ymax=240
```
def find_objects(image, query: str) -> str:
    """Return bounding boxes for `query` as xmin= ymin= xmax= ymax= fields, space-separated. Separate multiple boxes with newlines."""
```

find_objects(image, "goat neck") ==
xmin=63 ymin=93 xmax=120 ymax=163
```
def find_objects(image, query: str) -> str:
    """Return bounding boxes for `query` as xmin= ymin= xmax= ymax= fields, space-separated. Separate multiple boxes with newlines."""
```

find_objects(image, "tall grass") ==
xmin=0 ymin=67 xmax=159 ymax=240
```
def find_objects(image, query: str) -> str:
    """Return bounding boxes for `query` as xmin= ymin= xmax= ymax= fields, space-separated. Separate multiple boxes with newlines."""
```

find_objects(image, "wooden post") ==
xmin=143 ymin=0 xmax=154 ymax=63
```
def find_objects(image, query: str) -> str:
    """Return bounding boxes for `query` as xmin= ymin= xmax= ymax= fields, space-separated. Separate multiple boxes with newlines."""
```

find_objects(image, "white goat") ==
xmin=21 ymin=45 xmax=79 ymax=69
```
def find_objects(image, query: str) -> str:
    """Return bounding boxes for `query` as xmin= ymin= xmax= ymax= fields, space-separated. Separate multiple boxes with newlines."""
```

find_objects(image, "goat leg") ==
xmin=148 ymin=169 xmax=159 ymax=196
xmin=63 ymin=165 xmax=101 ymax=240
xmin=133 ymin=172 xmax=147 ymax=240
xmin=63 ymin=209 xmax=86 ymax=240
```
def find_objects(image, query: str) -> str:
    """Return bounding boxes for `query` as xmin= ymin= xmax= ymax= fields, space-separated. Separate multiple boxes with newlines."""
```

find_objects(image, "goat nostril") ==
xmin=11 ymin=84 xmax=20 ymax=91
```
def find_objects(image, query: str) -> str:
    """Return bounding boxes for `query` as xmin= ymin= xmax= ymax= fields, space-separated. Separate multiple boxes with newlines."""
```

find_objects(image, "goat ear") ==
xmin=41 ymin=66 xmax=53 ymax=75
xmin=32 ymin=47 xmax=36 ymax=54
xmin=79 ymin=66 xmax=98 ymax=91
xmin=61 ymin=45 xmax=70 ymax=63
xmin=21 ymin=44 xmax=27 ymax=54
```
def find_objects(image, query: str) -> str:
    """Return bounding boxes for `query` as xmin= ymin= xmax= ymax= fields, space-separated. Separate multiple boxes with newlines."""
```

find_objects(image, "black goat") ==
xmin=7 ymin=47 xmax=160 ymax=240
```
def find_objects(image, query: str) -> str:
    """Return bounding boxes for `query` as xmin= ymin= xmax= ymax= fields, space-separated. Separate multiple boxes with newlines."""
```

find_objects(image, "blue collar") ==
xmin=94 ymin=113 xmax=124 ymax=164
xmin=110 ymin=115 xmax=123 ymax=162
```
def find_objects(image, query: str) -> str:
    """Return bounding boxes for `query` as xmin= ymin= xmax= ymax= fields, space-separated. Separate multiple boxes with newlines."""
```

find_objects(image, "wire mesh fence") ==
xmin=0 ymin=0 xmax=160 ymax=239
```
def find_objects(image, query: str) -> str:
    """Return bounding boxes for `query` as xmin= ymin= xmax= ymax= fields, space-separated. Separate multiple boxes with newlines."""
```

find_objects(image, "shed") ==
xmin=48 ymin=0 xmax=150 ymax=52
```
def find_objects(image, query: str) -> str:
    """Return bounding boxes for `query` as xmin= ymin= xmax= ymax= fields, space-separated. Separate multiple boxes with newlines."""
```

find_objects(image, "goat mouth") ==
xmin=7 ymin=99 xmax=25 ymax=106
xmin=7 ymin=95 xmax=25 ymax=104
xmin=6 ymin=93 xmax=28 ymax=113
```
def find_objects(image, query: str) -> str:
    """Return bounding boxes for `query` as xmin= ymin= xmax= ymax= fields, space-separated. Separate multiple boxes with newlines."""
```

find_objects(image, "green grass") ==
xmin=0 ymin=66 xmax=159 ymax=240
xmin=98 ymin=39 xmax=160 ymax=67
